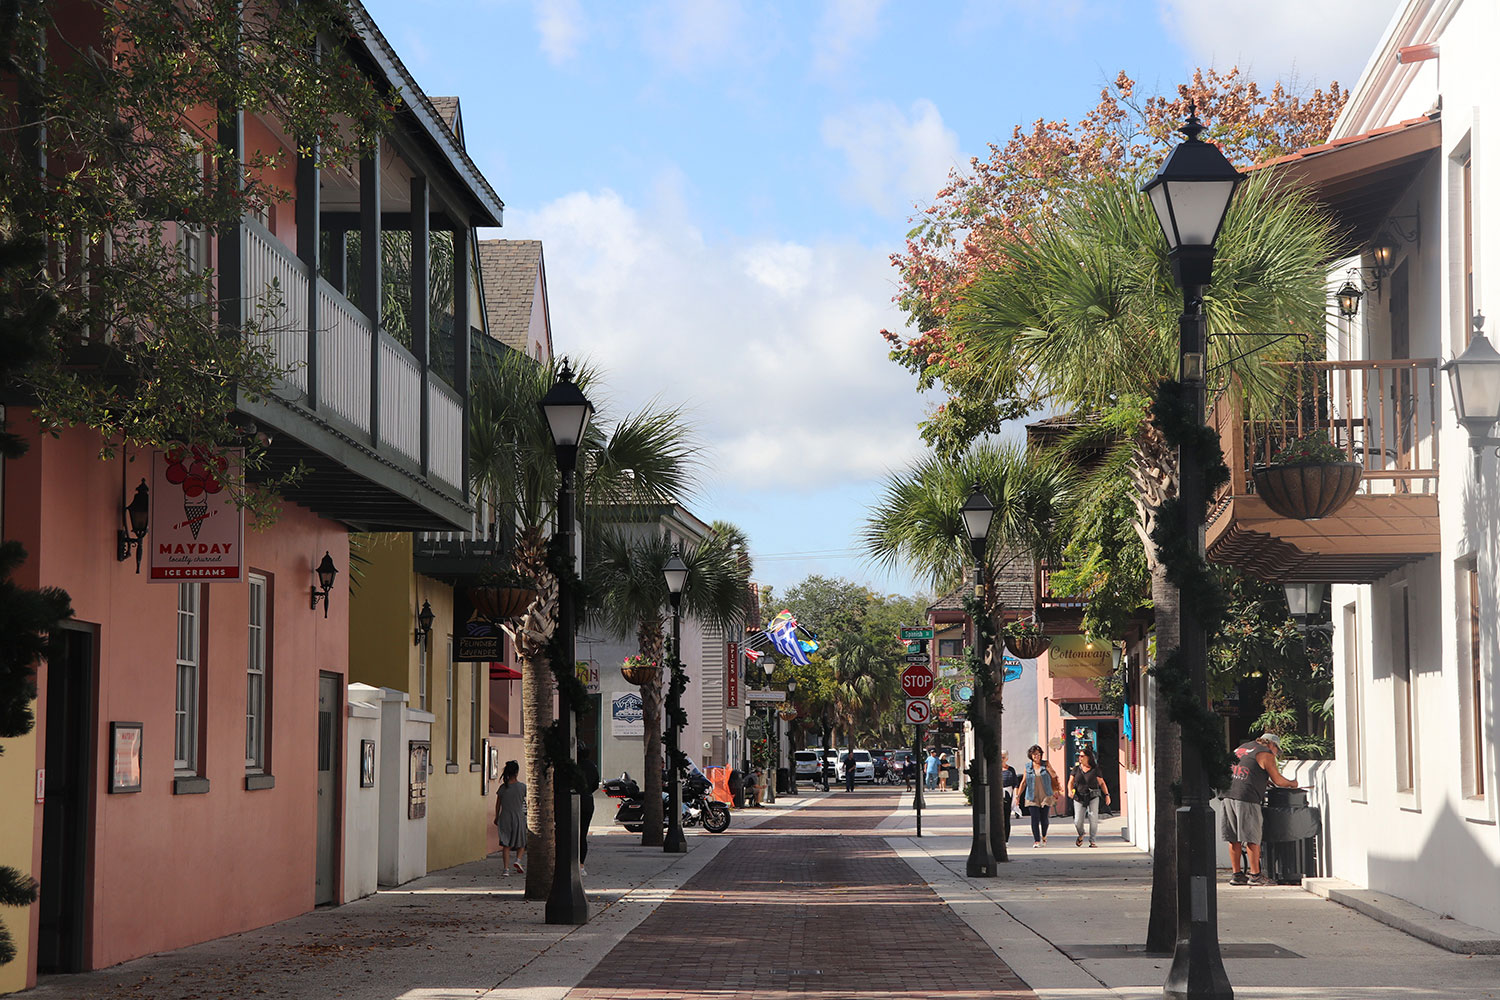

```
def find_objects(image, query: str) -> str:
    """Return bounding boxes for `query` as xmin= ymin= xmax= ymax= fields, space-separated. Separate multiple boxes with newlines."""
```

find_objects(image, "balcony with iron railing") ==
xmin=1206 ymin=358 xmax=1441 ymax=582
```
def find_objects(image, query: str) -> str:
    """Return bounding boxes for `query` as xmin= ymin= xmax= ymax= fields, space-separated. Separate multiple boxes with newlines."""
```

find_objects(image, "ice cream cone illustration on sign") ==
xmin=164 ymin=445 xmax=227 ymax=539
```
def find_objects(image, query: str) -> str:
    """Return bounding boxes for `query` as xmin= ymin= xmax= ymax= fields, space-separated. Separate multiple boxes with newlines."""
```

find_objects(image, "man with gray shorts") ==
xmin=1223 ymin=732 xmax=1299 ymax=886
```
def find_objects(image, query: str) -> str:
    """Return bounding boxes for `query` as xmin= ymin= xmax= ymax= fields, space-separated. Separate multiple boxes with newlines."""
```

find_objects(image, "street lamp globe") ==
xmin=960 ymin=483 xmax=995 ymax=560
xmin=662 ymin=548 xmax=689 ymax=599
xmin=538 ymin=361 xmax=595 ymax=469
xmin=1142 ymin=109 xmax=1244 ymax=289
xmin=1442 ymin=315 xmax=1500 ymax=445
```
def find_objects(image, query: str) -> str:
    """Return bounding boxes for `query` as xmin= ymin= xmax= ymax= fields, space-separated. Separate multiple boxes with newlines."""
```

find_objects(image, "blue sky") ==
xmin=367 ymin=0 xmax=1395 ymax=599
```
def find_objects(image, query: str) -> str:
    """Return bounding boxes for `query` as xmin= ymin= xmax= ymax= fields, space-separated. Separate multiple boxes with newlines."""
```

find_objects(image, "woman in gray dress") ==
xmin=494 ymin=760 xmax=526 ymax=875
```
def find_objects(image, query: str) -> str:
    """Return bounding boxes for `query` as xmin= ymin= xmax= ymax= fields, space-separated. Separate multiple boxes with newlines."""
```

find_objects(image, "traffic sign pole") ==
xmin=913 ymin=723 xmax=923 ymax=836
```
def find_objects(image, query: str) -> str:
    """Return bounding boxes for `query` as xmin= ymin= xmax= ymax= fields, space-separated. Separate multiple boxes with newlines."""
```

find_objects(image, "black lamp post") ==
xmin=117 ymin=479 xmax=151 ymax=573
xmin=662 ymin=546 xmax=690 ymax=853
xmin=1144 ymin=108 xmax=1241 ymax=1000
xmin=541 ymin=361 xmax=593 ymax=925
xmin=785 ymin=679 xmax=798 ymax=794
xmin=960 ymin=483 xmax=997 ymax=877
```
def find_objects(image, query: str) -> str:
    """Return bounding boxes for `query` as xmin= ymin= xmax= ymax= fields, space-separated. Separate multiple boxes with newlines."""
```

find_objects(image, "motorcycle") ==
xmin=604 ymin=771 xmax=731 ymax=834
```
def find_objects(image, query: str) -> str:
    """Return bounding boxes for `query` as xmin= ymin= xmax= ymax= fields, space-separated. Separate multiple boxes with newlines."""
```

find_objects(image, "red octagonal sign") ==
xmin=901 ymin=663 xmax=935 ymax=698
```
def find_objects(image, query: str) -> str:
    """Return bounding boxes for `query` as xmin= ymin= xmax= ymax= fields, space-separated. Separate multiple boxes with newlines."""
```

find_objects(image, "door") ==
xmin=1091 ymin=719 xmax=1120 ymax=814
xmin=1388 ymin=261 xmax=1416 ymax=470
xmin=1061 ymin=720 xmax=1098 ymax=813
xmin=314 ymin=672 xmax=340 ymax=905
xmin=38 ymin=627 xmax=94 ymax=974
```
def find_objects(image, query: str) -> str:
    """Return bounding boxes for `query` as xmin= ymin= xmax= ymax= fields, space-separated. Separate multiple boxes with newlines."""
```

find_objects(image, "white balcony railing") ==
xmin=245 ymin=221 xmax=309 ymax=396
xmin=378 ymin=331 xmax=421 ymax=463
xmin=429 ymin=379 xmax=464 ymax=490
xmin=316 ymin=280 xmax=373 ymax=433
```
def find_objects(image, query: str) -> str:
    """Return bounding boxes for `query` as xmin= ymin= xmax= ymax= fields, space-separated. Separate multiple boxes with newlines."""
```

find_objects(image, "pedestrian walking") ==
xmin=1000 ymin=751 xmax=1020 ymax=840
xmin=903 ymin=755 xmax=915 ymax=790
xmin=577 ymin=745 xmax=599 ymax=875
xmin=937 ymin=753 xmax=949 ymax=791
xmin=925 ymin=750 xmax=940 ymax=790
xmin=945 ymin=753 xmax=960 ymax=792
xmin=1223 ymin=732 xmax=1299 ymax=885
xmin=844 ymin=751 xmax=857 ymax=792
xmin=1020 ymin=745 xmax=1060 ymax=847
xmin=494 ymin=760 xmax=526 ymax=875
xmin=1068 ymin=748 xmax=1110 ymax=847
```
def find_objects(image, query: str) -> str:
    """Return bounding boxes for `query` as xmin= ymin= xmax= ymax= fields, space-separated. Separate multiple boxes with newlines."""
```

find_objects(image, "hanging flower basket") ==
xmin=1005 ymin=634 xmax=1052 ymax=660
xmin=468 ymin=585 xmax=537 ymax=622
xmin=778 ymin=706 xmax=798 ymax=721
xmin=1251 ymin=432 xmax=1364 ymax=521
xmin=620 ymin=655 xmax=660 ymax=686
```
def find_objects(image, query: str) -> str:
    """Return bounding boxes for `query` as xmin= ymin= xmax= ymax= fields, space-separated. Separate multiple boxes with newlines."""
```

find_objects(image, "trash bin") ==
xmin=1262 ymin=786 xmax=1319 ymax=884
xmin=776 ymin=767 xmax=789 ymax=793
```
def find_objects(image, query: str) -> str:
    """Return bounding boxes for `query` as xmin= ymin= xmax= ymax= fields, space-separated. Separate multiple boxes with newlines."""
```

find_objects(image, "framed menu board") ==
xmin=110 ymin=722 xmax=143 ymax=793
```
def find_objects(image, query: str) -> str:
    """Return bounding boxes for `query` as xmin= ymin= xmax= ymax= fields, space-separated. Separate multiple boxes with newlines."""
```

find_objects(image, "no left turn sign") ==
xmin=905 ymin=698 xmax=931 ymax=725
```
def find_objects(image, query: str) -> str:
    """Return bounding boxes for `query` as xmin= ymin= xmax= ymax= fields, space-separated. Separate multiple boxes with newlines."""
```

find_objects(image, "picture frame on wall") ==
xmin=110 ymin=722 xmax=143 ymax=794
xmin=486 ymin=742 xmax=501 ymax=787
xmin=360 ymin=739 xmax=376 ymax=788
xmin=481 ymin=739 xmax=492 ymax=795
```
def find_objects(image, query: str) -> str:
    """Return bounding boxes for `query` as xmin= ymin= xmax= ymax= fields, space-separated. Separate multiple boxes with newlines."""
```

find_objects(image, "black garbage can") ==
xmin=1262 ymin=787 xmax=1320 ymax=884
xmin=776 ymin=767 xmax=789 ymax=793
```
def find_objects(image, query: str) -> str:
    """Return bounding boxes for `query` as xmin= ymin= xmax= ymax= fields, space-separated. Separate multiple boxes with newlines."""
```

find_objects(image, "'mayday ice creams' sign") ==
xmin=149 ymin=447 xmax=244 ymax=582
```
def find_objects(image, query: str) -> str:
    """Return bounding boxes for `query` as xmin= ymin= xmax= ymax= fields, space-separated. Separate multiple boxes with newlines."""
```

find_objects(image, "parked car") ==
xmin=793 ymin=750 xmax=821 ymax=779
xmin=837 ymin=749 xmax=875 ymax=783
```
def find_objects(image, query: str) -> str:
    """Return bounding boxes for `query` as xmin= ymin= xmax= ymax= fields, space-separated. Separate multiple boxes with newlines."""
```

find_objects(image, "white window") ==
xmin=446 ymin=640 xmax=457 ymax=764
xmin=417 ymin=641 xmax=428 ymax=711
xmin=1460 ymin=558 xmax=1486 ymax=799
xmin=247 ymin=574 xmax=268 ymax=771
xmin=1392 ymin=586 xmax=1416 ymax=794
xmin=1343 ymin=603 xmax=1363 ymax=791
xmin=175 ymin=583 xmax=202 ymax=773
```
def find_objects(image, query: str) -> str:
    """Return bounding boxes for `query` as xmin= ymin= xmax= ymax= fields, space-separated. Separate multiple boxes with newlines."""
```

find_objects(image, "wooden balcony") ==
xmin=238 ymin=219 xmax=470 ymax=530
xmin=1206 ymin=359 xmax=1441 ymax=583
xmin=1036 ymin=562 xmax=1088 ymax=633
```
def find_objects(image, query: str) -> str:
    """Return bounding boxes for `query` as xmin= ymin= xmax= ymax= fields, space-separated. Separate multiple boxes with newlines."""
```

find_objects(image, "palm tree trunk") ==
xmin=1145 ymin=557 xmax=1183 ymax=953
xmin=520 ymin=652 xmax=555 ymax=899
xmin=640 ymin=674 xmax=665 ymax=845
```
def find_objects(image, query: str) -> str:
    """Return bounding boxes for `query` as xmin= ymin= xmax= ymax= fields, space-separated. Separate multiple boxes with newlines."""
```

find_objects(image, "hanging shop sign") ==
xmin=1045 ymin=634 xmax=1113 ymax=678
xmin=576 ymin=660 xmax=600 ymax=695
xmin=726 ymin=641 xmax=740 ymax=708
xmin=611 ymin=691 xmax=644 ymax=737
xmin=1059 ymin=701 xmax=1112 ymax=718
xmin=149 ymin=447 xmax=244 ymax=582
xmin=454 ymin=589 xmax=504 ymax=662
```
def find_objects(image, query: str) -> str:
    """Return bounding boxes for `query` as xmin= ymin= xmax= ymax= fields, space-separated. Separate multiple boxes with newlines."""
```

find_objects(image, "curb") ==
xmin=1303 ymin=878 xmax=1500 ymax=955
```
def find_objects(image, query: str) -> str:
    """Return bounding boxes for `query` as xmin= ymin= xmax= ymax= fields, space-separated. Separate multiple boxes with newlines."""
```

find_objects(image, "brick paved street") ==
xmin=568 ymin=786 xmax=1036 ymax=999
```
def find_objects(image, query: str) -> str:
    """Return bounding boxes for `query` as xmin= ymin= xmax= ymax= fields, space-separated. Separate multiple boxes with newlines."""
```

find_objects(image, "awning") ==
xmin=1253 ymin=114 xmax=1440 ymax=249
xmin=489 ymin=662 xmax=522 ymax=680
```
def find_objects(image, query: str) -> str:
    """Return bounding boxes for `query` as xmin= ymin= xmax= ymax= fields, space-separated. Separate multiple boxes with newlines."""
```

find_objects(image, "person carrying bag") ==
xmin=1069 ymin=748 xmax=1111 ymax=847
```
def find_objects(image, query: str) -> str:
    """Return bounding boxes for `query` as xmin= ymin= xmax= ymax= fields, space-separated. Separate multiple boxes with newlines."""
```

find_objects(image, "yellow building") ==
xmin=349 ymin=534 xmax=493 ymax=874
xmin=0 ymin=727 xmax=37 ymax=995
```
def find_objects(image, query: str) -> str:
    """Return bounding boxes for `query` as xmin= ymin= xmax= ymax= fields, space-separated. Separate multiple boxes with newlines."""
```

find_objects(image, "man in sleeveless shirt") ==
xmin=1223 ymin=732 xmax=1299 ymax=886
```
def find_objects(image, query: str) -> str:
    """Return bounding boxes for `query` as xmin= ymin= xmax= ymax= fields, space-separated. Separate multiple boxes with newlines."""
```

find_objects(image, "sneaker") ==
xmin=1229 ymin=871 xmax=1249 ymax=886
xmin=1249 ymin=871 xmax=1274 ymax=886
xmin=579 ymin=866 xmax=587 ymax=876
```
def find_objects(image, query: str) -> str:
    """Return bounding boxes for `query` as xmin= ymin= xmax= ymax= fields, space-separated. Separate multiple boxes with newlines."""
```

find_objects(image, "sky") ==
xmin=365 ymin=0 xmax=1397 ymax=599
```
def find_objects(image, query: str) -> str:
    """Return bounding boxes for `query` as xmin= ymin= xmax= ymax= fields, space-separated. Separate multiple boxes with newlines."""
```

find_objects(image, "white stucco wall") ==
xmin=343 ymin=699 xmax=382 ymax=901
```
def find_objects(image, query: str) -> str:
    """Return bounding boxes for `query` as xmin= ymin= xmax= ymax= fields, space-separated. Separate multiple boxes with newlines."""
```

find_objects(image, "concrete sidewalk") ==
xmin=889 ymin=790 xmax=1500 ymax=1000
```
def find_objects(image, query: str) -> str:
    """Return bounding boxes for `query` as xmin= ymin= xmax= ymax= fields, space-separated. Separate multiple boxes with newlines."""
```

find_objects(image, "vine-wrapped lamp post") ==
xmin=541 ymin=362 xmax=593 ymax=925
xmin=1143 ymin=109 xmax=1242 ymax=999
xmin=662 ymin=546 xmax=690 ymax=853
xmin=785 ymin=678 xmax=798 ymax=793
xmin=960 ymin=483 xmax=997 ymax=877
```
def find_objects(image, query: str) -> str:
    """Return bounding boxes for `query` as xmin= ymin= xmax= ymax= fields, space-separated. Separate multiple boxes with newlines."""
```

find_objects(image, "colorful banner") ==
xmin=149 ymin=447 xmax=244 ymax=582
xmin=1046 ymin=634 xmax=1114 ymax=678
xmin=726 ymin=642 xmax=739 ymax=708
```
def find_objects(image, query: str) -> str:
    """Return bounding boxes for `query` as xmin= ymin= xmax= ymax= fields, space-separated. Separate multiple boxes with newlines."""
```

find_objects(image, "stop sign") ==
xmin=901 ymin=663 xmax=935 ymax=698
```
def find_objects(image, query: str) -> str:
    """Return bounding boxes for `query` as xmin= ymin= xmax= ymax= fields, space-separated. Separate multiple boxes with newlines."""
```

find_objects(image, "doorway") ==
xmin=314 ymin=672 xmax=341 ymax=905
xmin=38 ymin=626 xmax=95 ymax=974
xmin=1061 ymin=718 xmax=1120 ymax=813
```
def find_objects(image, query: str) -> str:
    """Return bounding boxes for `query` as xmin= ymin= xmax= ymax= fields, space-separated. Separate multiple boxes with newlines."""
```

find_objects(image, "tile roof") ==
xmin=430 ymin=97 xmax=460 ymax=129
xmin=477 ymin=240 xmax=544 ymax=353
xmin=1250 ymin=113 xmax=1437 ymax=171
xmin=926 ymin=552 xmax=1035 ymax=617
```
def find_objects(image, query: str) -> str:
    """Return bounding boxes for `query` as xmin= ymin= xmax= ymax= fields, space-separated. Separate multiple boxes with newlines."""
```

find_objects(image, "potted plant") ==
xmin=467 ymin=565 xmax=538 ymax=622
xmin=1251 ymin=430 xmax=1363 ymax=520
xmin=620 ymin=654 xmax=660 ymax=686
xmin=1004 ymin=618 xmax=1051 ymax=660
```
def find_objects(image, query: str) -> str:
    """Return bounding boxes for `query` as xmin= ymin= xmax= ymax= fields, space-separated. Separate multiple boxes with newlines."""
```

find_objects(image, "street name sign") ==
xmin=746 ymin=690 xmax=787 ymax=702
xmin=905 ymin=698 xmax=931 ymax=725
xmin=900 ymin=627 xmax=934 ymax=640
xmin=901 ymin=663 xmax=936 ymax=697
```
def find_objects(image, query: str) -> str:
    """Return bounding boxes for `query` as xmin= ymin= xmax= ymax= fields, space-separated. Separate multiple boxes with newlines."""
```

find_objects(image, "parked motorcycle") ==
xmin=604 ymin=771 xmax=731 ymax=833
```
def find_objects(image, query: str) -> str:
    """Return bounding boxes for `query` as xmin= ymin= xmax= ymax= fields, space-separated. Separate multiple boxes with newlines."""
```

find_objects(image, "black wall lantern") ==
xmin=414 ymin=599 xmax=436 ymax=646
xmin=310 ymin=551 xmax=339 ymax=617
xmin=117 ymin=479 xmax=151 ymax=573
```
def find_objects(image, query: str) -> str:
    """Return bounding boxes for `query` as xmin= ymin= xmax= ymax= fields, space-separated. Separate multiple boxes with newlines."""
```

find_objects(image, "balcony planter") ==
xmin=468 ymin=585 xmax=537 ymax=622
xmin=1251 ymin=432 xmax=1363 ymax=520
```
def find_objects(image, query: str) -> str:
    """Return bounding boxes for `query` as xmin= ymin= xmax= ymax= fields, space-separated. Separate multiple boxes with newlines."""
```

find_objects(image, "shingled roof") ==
xmin=927 ymin=551 xmax=1035 ymax=618
xmin=477 ymin=240 xmax=546 ymax=354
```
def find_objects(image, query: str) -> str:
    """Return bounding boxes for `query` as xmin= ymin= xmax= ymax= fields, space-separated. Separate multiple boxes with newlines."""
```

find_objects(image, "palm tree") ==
xmin=590 ymin=523 xmax=751 ymax=843
xmin=863 ymin=440 xmax=1077 ymax=854
xmin=468 ymin=350 xmax=696 ymax=898
xmin=949 ymin=169 xmax=1335 ymax=949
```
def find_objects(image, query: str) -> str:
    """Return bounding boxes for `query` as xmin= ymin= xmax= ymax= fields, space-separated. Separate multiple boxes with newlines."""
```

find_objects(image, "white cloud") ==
xmin=821 ymin=99 xmax=960 ymax=218
xmin=507 ymin=185 xmax=930 ymax=492
xmin=639 ymin=0 xmax=753 ymax=74
xmin=534 ymin=0 xmax=586 ymax=64
xmin=1158 ymin=0 xmax=1397 ymax=89
xmin=812 ymin=0 xmax=885 ymax=78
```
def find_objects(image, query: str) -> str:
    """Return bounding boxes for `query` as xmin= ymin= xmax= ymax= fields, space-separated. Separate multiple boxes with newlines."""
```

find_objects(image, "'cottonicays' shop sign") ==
xmin=149 ymin=447 xmax=245 ymax=583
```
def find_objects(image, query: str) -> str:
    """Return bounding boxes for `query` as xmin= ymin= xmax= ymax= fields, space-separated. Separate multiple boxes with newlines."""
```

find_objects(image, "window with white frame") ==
xmin=470 ymin=661 xmax=483 ymax=767
xmin=1343 ymin=603 xmax=1363 ymax=789
xmin=417 ymin=640 xmax=428 ymax=711
xmin=247 ymin=573 xmax=268 ymax=771
xmin=1461 ymin=558 xmax=1486 ymax=799
xmin=446 ymin=640 xmax=457 ymax=764
xmin=1392 ymin=585 xmax=1416 ymax=794
xmin=175 ymin=583 xmax=202 ymax=773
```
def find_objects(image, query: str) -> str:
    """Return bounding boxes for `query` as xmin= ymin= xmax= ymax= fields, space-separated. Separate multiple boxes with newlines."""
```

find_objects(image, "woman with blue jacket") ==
xmin=1020 ymin=745 xmax=1061 ymax=847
